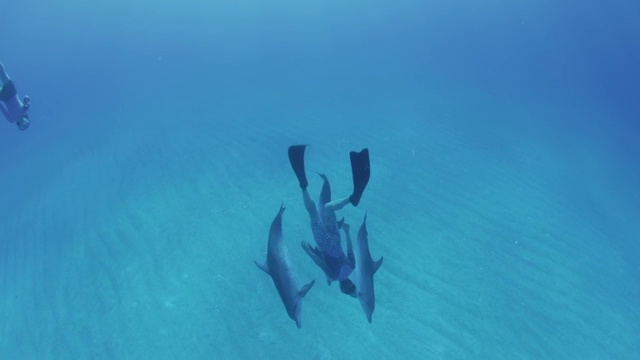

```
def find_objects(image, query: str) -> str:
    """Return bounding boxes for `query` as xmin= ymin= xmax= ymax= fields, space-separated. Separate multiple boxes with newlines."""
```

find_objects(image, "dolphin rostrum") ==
xmin=354 ymin=213 xmax=383 ymax=323
xmin=255 ymin=204 xmax=315 ymax=328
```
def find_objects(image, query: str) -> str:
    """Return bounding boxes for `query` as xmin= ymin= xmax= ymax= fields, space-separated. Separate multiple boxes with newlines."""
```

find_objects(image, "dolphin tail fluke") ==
xmin=317 ymin=172 xmax=332 ymax=207
xmin=299 ymin=279 xmax=315 ymax=297
xmin=269 ymin=204 xmax=286 ymax=241
xmin=348 ymin=148 xmax=370 ymax=206
xmin=316 ymin=172 xmax=328 ymax=183
xmin=288 ymin=145 xmax=309 ymax=190
xmin=254 ymin=261 xmax=270 ymax=275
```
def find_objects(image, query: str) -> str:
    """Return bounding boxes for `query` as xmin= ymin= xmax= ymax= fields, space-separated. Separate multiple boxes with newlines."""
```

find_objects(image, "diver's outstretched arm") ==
xmin=0 ymin=62 xmax=10 ymax=85
xmin=325 ymin=196 xmax=351 ymax=212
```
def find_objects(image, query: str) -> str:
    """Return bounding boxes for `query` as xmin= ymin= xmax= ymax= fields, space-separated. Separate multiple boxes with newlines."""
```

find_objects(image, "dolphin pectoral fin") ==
xmin=337 ymin=217 xmax=345 ymax=229
xmin=301 ymin=241 xmax=315 ymax=256
xmin=302 ymin=242 xmax=334 ymax=284
xmin=254 ymin=260 xmax=270 ymax=275
xmin=301 ymin=241 xmax=327 ymax=268
xmin=299 ymin=279 xmax=315 ymax=297
xmin=373 ymin=257 xmax=383 ymax=274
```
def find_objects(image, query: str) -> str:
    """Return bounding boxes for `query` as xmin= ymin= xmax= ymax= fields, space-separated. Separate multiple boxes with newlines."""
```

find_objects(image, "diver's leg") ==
xmin=289 ymin=144 xmax=320 ymax=222
xmin=0 ymin=62 xmax=10 ymax=85
xmin=325 ymin=196 xmax=351 ymax=212
xmin=302 ymin=188 xmax=319 ymax=223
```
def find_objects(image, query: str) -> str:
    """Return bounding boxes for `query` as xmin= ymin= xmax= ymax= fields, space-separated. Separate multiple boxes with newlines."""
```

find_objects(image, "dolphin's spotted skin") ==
xmin=255 ymin=204 xmax=315 ymax=328
xmin=311 ymin=219 xmax=342 ymax=258
xmin=310 ymin=220 xmax=350 ymax=281
xmin=354 ymin=214 xmax=383 ymax=323
xmin=315 ymin=173 xmax=342 ymax=254
xmin=310 ymin=174 xmax=353 ymax=282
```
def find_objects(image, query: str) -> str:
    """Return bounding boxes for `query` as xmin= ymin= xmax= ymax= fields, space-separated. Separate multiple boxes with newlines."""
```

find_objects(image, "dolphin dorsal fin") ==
xmin=254 ymin=261 xmax=270 ymax=275
xmin=299 ymin=279 xmax=316 ymax=297
xmin=373 ymin=257 xmax=383 ymax=274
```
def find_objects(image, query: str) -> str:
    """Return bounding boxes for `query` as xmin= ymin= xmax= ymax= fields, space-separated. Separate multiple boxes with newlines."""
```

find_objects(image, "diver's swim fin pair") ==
xmin=287 ymin=145 xmax=370 ymax=206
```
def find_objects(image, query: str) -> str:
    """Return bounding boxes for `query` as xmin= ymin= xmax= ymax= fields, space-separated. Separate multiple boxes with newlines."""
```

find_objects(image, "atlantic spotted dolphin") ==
xmin=255 ymin=204 xmax=315 ymax=328
xmin=302 ymin=172 xmax=353 ymax=285
xmin=288 ymin=145 xmax=370 ymax=297
xmin=354 ymin=214 xmax=383 ymax=323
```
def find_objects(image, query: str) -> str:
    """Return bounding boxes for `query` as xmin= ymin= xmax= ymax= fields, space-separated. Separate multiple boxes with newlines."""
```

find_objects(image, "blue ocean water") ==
xmin=1 ymin=0 xmax=639 ymax=358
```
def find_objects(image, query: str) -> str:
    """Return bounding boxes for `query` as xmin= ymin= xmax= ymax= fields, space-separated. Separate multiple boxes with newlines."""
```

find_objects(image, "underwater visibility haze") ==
xmin=1 ymin=0 xmax=639 ymax=358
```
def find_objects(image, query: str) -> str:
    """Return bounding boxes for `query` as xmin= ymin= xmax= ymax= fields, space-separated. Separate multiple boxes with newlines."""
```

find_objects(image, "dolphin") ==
xmin=301 ymin=173 xmax=349 ymax=285
xmin=354 ymin=214 xmax=383 ymax=323
xmin=255 ymin=204 xmax=315 ymax=328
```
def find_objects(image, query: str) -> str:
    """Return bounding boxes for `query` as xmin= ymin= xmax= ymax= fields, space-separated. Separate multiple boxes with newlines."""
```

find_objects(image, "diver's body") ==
xmin=288 ymin=145 xmax=370 ymax=297
xmin=0 ymin=62 xmax=31 ymax=131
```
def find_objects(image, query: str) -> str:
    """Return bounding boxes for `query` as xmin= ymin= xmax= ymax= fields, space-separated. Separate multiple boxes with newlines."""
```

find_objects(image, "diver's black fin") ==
xmin=348 ymin=148 xmax=370 ymax=206
xmin=288 ymin=145 xmax=308 ymax=190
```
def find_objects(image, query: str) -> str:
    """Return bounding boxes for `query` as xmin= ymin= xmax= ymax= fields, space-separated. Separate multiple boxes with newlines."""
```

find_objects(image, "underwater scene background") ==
xmin=1 ymin=0 xmax=639 ymax=358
